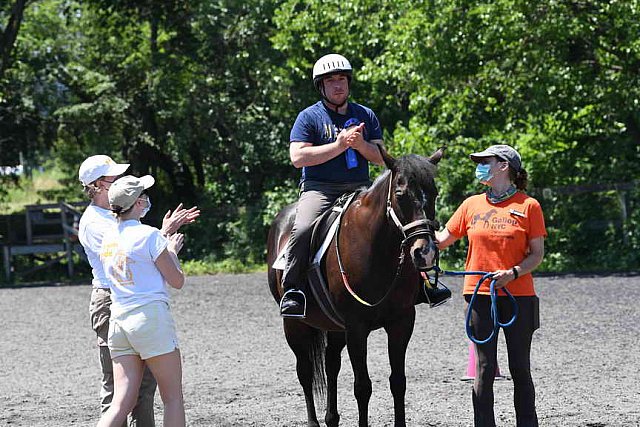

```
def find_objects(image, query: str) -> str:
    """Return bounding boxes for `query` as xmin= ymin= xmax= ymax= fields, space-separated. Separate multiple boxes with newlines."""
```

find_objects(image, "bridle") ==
xmin=385 ymin=171 xmax=440 ymax=250
xmin=337 ymin=170 xmax=440 ymax=307
xmin=385 ymin=171 xmax=443 ymax=292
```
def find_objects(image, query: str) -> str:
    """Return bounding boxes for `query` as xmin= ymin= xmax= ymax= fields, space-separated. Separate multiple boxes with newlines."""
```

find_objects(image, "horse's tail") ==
xmin=309 ymin=328 xmax=327 ymax=397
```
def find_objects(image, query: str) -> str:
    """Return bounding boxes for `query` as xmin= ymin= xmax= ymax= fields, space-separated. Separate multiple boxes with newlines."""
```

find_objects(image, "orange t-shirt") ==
xmin=446 ymin=192 xmax=547 ymax=296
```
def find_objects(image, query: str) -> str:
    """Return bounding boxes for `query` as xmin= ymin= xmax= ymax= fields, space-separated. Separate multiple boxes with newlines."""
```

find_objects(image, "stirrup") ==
xmin=427 ymin=296 xmax=449 ymax=308
xmin=280 ymin=289 xmax=307 ymax=319
xmin=422 ymin=279 xmax=451 ymax=308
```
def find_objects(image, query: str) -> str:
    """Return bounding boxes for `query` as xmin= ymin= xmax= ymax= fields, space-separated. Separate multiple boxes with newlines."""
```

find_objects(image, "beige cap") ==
xmin=78 ymin=155 xmax=129 ymax=186
xmin=108 ymin=175 xmax=155 ymax=212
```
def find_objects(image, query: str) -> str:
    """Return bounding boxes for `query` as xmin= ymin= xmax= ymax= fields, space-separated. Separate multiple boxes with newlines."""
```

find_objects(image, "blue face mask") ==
xmin=475 ymin=164 xmax=493 ymax=183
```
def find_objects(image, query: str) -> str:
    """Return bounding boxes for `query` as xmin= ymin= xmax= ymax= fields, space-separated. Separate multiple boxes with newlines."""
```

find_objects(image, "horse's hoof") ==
xmin=325 ymin=414 xmax=340 ymax=427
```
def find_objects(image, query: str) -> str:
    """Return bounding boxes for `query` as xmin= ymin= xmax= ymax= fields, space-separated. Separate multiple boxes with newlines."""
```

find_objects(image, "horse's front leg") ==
xmin=346 ymin=322 xmax=372 ymax=427
xmin=325 ymin=331 xmax=346 ymax=427
xmin=384 ymin=308 xmax=416 ymax=427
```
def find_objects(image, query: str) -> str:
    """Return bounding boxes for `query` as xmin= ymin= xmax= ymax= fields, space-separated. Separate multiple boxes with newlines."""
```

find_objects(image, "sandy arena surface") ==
xmin=1 ymin=273 xmax=639 ymax=426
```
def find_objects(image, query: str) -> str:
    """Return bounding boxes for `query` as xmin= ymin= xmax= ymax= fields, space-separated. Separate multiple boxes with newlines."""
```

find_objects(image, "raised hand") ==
xmin=345 ymin=123 xmax=366 ymax=150
xmin=161 ymin=203 xmax=201 ymax=236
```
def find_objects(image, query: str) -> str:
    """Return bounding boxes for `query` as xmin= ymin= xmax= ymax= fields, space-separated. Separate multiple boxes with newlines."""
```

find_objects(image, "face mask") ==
xmin=475 ymin=163 xmax=493 ymax=183
xmin=141 ymin=197 xmax=151 ymax=218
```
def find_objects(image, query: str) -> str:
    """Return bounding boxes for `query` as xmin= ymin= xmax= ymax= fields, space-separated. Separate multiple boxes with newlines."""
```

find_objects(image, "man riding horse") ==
xmin=279 ymin=53 xmax=450 ymax=317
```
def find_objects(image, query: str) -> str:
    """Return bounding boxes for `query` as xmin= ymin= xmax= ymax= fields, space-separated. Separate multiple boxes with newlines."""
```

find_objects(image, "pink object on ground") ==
xmin=461 ymin=341 xmax=508 ymax=381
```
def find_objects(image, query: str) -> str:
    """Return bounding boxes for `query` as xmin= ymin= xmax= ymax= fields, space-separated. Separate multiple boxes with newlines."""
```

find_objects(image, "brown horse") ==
xmin=267 ymin=146 xmax=444 ymax=427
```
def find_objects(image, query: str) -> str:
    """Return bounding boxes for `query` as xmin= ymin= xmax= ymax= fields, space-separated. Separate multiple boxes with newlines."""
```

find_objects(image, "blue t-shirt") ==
xmin=290 ymin=101 xmax=383 ymax=184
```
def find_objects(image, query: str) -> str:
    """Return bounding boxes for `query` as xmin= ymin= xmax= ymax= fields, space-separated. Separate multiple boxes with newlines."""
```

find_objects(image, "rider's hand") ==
xmin=336 ymin=128 xmax=351 ymax=149
xmin=345 ymin=123 xmax=366 ymax=150
xmin=337 ymin=123 xmax=365 ymax=150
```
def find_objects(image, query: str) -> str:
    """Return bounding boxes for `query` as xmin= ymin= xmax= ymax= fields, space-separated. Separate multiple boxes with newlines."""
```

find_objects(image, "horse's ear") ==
xmin=376 ymin=142 xmax=397 ymax=171
xmin=428 ymin=145 xmax=447 ymax=165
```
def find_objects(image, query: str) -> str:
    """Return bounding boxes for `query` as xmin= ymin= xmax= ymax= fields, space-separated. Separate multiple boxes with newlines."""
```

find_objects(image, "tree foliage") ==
xmin=271 ymin=0 xmax=640 ymax=271
xmin=1 ymin=0 xmax=638 ymax=271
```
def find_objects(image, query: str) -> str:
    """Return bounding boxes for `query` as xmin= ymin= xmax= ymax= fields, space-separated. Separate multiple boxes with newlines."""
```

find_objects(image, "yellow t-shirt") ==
xmin=446 ymin=192 xmax=547 ymax=296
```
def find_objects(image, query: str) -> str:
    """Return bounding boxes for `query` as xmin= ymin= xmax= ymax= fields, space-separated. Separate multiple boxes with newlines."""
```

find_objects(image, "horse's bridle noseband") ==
xmin=386 ymin=171 xmax=439 ymax=249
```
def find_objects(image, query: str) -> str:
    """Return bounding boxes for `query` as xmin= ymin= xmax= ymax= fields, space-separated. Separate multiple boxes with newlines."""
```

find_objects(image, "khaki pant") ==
xmin=282 ymin=181 xmax=368 ymax=289
xmin=90 ymin=288 xmax=157 ymax=426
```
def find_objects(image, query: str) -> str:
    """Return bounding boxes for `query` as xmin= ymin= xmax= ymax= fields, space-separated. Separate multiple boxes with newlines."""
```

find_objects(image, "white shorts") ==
xmin=108 ymin=300 xmax=179 ymax=360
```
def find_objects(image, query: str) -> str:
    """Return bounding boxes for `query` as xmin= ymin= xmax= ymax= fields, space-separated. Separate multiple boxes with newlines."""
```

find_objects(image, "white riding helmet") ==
xmin=312 ymin=53 xmax=353 ymax=91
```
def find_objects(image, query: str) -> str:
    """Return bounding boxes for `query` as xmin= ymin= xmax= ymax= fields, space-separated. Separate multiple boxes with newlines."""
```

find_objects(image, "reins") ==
xmin=335 ymin=230 xmax=405 ymax=307
xmin=336 ymin=171 xmax=438 ymax=307
xmin=434 ymin=268 xmax=519 ymax=344
xmin=335 ymin=173 xmax=404 ymax=307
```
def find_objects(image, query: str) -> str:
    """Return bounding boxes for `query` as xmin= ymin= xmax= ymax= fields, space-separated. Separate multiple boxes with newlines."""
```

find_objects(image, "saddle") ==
xmin=272 ymin=191 xmax=360 ymax=329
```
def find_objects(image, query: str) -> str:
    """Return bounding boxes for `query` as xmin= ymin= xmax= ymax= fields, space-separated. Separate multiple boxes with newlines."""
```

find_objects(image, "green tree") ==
xmin=2 ymin=0 xmax=638 ymax=273
xmin=53 ymin=0 xmax=296 ymax=262
xmin=272 ymin=0 xmax=640 ymax=270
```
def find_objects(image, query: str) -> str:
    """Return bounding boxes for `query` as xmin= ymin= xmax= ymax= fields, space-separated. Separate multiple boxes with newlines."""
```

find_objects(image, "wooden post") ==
xmin=25 ymin=207 xmax=33 ymax=245
xmin=2 ymin=245 xmax=10 ymax=282
xmin=618 ymin=190 xmax=628 ymax=246
xmin=60 ymin=202 xmax=74 ymax=277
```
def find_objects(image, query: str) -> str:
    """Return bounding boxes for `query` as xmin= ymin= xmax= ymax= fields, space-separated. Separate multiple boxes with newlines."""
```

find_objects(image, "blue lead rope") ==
xmin=435 ymin=268 xmax=519 ymax=345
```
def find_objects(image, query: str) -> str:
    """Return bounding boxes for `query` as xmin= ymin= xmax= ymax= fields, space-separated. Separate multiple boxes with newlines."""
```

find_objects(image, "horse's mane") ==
xmin=396 ymin=154 xmax=437 ymax=189
xmin=364 ymin=154 xmax=437 ymax=196
xmin=367 ymin=169 xmax=392 ymax=194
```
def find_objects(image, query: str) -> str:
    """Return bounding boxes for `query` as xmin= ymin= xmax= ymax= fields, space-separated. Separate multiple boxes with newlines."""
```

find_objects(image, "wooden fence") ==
xmin=0 ymin=202 xmax=87 ymax=282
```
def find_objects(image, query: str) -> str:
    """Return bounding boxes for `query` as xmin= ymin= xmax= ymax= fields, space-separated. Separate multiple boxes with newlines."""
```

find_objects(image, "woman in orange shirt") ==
xmin=436 ymin=144 xmax=546 ymax=427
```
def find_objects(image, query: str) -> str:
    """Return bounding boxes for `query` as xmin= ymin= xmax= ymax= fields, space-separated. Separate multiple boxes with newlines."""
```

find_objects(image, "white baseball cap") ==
xmin=108 ymin=175 xmax=155 ymax=212
xmin=78 ymin=155 xmax=130 ymax=186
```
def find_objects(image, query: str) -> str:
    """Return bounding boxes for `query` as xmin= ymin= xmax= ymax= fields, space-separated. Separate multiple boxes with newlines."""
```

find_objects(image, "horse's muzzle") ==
xmin=410 ymin=239 xmax=438 ymax=271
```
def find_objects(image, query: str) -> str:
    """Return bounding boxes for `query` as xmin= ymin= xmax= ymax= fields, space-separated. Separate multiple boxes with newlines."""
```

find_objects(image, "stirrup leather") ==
xmin=280 ymin=289 xmax=307 ymax=319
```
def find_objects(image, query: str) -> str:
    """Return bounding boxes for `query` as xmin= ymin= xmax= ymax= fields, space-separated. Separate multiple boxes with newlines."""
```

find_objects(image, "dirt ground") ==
xmin=1 ymin=273 xmax=639 ymax=426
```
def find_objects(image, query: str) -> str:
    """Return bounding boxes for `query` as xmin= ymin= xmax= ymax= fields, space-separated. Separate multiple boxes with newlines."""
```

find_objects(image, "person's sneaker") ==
xmin=280 ymin=289 xmax=306 ymax=318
